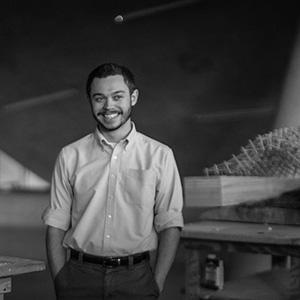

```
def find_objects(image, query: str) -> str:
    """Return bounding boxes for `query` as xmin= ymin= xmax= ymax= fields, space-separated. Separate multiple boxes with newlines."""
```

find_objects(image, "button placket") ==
xmin=103 ymin=145 xmax=122 ymax=250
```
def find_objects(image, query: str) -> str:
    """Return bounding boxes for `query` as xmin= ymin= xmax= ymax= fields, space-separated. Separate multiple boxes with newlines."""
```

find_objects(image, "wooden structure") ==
xmin=184 ymin=176 xmax=300 ymax=207
xmin=182 ymin=179 xmax=300 ymax=300
xmin=203 ymin=127 xmax=300 ymax=178
xmin=0 ymin=256 xmax=45 ymax=299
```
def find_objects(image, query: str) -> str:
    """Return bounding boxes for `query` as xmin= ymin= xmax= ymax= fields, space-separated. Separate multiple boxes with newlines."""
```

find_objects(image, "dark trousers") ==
xmin=54 ymin=258 xmax=160 ymax=300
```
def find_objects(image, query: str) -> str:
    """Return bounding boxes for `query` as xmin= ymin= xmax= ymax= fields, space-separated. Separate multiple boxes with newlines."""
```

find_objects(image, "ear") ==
xmin=130 ymin=89 xmax=139 ymax=106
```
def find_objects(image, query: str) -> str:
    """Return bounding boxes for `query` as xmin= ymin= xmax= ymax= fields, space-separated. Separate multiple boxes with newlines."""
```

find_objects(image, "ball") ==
xmin=114 ymin=15 xmax=124 ymax=23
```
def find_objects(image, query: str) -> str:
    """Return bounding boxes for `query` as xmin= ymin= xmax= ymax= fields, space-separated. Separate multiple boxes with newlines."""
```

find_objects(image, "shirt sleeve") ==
xmin=154 ymin=148 xmax=184 ymax=232
xmin=42 ymin=148 xmax=72 ymax=230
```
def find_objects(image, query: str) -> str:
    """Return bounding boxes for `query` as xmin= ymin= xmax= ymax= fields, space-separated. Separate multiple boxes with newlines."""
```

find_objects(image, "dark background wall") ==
xmin=0 ymin=0 xmax=299 ymax=183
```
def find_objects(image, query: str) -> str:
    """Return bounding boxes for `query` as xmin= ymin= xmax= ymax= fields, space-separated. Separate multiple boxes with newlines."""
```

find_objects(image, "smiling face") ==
xmin=89 ymin=75 xmax=138 ymax=140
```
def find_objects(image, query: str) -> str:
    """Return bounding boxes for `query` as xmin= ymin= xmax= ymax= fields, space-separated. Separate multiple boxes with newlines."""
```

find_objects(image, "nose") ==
xmin=103 ymin=97 xmax=113 ymax=109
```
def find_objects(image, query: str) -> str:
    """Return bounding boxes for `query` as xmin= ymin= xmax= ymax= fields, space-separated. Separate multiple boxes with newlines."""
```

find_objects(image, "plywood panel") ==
xmin=0 ymin=256 xmax=45 ymax=277
xmin=184 ymin=176 xmax=300 ymax=207
xmin=182 ymin=221 xmax=300 ymax=245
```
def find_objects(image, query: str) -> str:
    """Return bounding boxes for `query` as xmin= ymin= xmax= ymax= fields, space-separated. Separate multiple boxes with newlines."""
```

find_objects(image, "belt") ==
xmin=70 ymin=249 xmax=150 ymax=267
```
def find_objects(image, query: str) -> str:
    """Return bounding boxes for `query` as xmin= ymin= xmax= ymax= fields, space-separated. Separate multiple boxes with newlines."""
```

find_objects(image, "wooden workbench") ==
xmin=182 ymin=220 xmax=300 ymax=300
xmin=0 ymin=256 xmax=45 ymax=299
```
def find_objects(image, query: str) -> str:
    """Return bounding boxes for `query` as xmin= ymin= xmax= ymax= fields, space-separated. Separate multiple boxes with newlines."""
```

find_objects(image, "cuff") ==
xmin=154 ymin=210 xmax=184 ymax=232
xmin=42 ymin=207 xmax=70 ymax=231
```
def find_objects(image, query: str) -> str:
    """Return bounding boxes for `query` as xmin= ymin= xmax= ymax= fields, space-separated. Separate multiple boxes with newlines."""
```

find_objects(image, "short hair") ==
xmin=86 ymin=63 xmax=137 ymax=97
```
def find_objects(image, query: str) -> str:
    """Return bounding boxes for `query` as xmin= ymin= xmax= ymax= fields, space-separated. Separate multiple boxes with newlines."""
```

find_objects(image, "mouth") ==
xmin=99 ymin=111 xmax=121 ymax=121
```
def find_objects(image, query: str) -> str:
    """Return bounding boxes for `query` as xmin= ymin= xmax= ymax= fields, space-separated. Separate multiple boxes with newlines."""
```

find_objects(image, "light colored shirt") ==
xmin=42 ymin=123 xmax=184 ymax=256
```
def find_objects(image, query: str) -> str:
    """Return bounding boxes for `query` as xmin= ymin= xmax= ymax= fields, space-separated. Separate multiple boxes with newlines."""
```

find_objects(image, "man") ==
xmin=42 ymin=63 xmax=184 ymax=299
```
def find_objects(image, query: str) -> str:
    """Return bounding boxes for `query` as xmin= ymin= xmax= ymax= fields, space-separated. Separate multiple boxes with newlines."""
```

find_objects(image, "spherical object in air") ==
xmin=114 ymin=15 xmax=124 ymax=23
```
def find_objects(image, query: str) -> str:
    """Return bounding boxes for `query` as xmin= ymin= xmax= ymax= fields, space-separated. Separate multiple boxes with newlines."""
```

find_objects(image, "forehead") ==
xmin=90 ymin=75 xmax=129 ymax=95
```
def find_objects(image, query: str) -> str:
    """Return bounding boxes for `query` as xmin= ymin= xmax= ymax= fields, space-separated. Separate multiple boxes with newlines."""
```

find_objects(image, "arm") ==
xmin=154 ymin=227 xmax=181 ymax=293
xmin=46 ymin=225 xmax=67 ymax=280
xmin=153 ymin=149 xmax=184 ymax=292
xmin=43 ymin=150 xmax=72 ymax=280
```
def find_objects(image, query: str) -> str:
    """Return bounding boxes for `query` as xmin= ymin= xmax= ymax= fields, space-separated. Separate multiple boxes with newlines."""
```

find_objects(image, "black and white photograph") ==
xmin=1 ymin=1 xmax=300 ymax=299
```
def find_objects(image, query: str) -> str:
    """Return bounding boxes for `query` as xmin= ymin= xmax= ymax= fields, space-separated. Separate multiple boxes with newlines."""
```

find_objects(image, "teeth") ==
xmin=104 ymin=113 xmax=118 ymax=120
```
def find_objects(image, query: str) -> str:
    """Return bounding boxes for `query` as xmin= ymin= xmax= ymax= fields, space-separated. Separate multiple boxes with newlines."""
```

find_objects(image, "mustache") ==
xmin=97 ymin=109 xmax=121 ymax=116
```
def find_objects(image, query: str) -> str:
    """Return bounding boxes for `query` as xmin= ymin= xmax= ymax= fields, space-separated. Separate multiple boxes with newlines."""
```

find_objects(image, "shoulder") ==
xmin=59 ymin=132 xmax=95 ymax=159
xmin=136 ymin=131 xmax=173 ymax=155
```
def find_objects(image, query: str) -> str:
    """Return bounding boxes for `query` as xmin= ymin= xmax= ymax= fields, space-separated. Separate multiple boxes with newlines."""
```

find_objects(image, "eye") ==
xmin=94 ymin=97 xmax=105 ymax=103
xmin=113 ymin=95 xmax=123 ymax=101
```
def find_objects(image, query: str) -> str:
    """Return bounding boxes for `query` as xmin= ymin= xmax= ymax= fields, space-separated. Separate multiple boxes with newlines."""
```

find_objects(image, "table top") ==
xmin=0 ymin=256 xmax=45 ymax=277
xmin=182 ymin=220 xmax=300 ymax=245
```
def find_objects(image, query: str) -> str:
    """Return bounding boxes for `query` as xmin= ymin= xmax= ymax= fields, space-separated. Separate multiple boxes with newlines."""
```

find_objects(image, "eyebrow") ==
xmin=112 ymin=90 xmax=126 ymax=94
xmin=91 ymin=90 xmax=126 ymax=98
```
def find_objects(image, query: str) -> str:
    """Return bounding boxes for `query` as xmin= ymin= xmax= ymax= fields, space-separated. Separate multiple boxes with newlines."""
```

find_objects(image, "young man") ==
xmin=42 ymin=63 xmax=184 ymax=299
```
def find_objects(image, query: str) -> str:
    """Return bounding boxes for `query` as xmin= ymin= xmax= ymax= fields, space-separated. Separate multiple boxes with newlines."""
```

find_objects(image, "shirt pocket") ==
xmin=122 ymin=169 xmax=156 ymax=208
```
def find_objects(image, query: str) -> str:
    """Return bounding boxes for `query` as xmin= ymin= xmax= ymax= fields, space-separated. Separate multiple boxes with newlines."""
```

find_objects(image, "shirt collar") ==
xmin=125 ymin=122 xmax=137 ymax=149
xmin=94 ymin=122 xmax=137 ymax=150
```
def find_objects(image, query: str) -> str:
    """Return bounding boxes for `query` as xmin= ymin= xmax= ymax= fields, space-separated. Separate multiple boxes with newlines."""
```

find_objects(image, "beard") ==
xmin=94 ymin=106 xmax=132 ymax=132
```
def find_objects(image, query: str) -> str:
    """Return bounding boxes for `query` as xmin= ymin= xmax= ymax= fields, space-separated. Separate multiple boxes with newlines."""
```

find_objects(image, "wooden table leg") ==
xmin=287 ymin=257 xmax=300 ymax=298
xmin=185 ymin=248 xmax=201 ymax=300
xmin=0 ymin=277 xmax=12 ymax=300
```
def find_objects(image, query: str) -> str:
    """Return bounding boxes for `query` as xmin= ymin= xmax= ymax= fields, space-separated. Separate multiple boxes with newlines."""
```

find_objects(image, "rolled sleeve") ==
xmin=42 ymin=148 xmax=72 ymax=231
xmin=154 ymin=210 xmax=184 ymax=232
xmin=42 ymin=207 xmax=71 ymax=230
xmin=154 ymin=148 xmax=184 ymax=232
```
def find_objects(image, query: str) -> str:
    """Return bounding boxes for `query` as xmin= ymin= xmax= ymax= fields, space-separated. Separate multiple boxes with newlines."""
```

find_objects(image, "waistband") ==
xmin=70 ymin=249 xmax=150 ymax=268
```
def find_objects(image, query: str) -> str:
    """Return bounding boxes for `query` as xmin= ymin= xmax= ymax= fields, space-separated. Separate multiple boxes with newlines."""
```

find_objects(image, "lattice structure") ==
xmin=204 ymin=127 xmax=300 ymax=177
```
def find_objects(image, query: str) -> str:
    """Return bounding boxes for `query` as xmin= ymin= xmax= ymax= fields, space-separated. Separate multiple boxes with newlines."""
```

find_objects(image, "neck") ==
xmin=98 ymin=120 xmax=132 ymax=143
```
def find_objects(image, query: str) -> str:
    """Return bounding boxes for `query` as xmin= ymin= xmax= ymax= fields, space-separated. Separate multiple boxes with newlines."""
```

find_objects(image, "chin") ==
xmin=98 ymin=122 xmax=122 ymax=132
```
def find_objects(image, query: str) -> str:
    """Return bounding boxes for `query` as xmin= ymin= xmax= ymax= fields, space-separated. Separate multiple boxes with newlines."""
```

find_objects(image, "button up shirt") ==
xmin=42 ymin=124 xmax=184 ymax=256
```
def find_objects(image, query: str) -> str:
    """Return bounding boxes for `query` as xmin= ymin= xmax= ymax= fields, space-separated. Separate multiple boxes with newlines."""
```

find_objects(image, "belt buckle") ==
xmin=112 ymin=258 xmax=121 ymax=267
xmin=103 ymin=257 xmax=121 ymax=268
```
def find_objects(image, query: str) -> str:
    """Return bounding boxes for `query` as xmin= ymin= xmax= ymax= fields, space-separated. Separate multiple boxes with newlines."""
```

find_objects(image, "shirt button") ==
xmin=113 ymin=155 xmax=118 ymax=160
xmin=106 ymin=235 xmax=110 ymax=238
xmin=108 ymin=214 xmax=112 ymax=219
